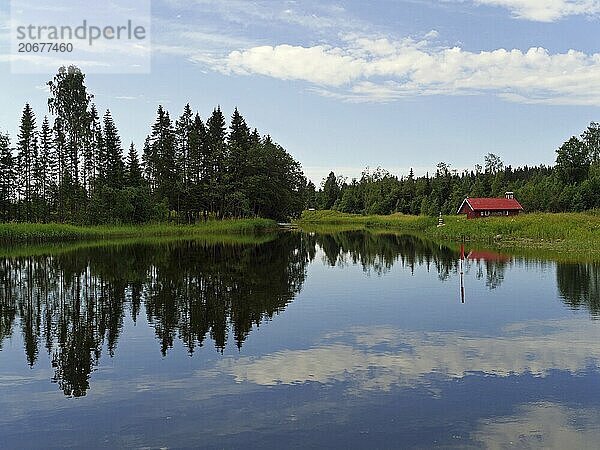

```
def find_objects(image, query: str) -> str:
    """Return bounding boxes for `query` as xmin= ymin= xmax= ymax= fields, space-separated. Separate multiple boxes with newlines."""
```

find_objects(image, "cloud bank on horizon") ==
xmin=154 ymin=0 xmax=600 ymax=107
xmin=220 ymin=36 xmax=600 ymax=106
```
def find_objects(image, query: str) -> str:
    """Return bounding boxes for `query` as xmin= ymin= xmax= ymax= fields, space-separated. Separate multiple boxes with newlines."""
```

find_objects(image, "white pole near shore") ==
xmin=460 ymin=243 xmax=465 ymax=304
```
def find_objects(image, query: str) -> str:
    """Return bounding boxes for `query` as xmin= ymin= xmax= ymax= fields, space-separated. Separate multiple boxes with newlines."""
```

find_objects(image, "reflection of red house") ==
xmin=457 ymin=192 xmax=523 ymax=219
xmin=466 ymin=250 xmax=511 ymax=262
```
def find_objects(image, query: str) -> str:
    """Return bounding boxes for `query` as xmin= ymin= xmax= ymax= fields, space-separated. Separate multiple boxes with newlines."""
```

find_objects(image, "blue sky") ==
xmin=2 ymin=0 xmax=600 ymax=183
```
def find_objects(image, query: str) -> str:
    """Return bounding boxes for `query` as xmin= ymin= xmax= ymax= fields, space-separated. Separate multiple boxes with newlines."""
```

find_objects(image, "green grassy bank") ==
xmin=297 ymin=210 xmax=600 ymax=252
xmin=0 ymin=218 xmax=277 ymax=243
xmin=0 ymin=233 xmax=278 ymax=259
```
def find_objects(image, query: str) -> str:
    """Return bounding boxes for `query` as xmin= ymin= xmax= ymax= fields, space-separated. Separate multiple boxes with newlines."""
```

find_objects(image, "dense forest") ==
xmin=2 ymin=66 xmax=600 ymax=225
xmin=309 ymin=124 xmax=600 ymax=215
xmin=0 ymin=66 xmax=308 ymax=224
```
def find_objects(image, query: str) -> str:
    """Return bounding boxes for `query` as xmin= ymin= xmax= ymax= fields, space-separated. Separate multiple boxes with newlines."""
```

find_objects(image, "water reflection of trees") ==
xmin=473 ymin=261 xmax=507 ymax=290
xmin=557 ymin=262 xmax=600 ymax=317
xmin=0 ymin=234 xmax=313 ymax=397
xmin=317 ymin=232 xmax=518 ymax=290
xmin=316 ymin=232 xmax=459 ymax=279
xmin=6 ymin=231 xmax=592 ymax=397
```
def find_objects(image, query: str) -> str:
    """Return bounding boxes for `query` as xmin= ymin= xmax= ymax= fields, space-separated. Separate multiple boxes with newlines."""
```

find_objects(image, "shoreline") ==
xmin=0 ymin=218 xmax=278 ymax=243
xmin=2 ymin=211 xmax=599 ymax=261
xmin=296 ymin=210 xmax=600 ymax=255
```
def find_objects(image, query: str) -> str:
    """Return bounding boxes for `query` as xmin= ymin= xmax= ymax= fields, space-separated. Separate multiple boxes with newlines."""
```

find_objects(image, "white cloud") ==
xmin=154 ymin=0 xmax=600 ymax=105
xmin=206 ymin=319 xmax=600 ymax=394
xmin=473 ymin=402 xmax=600 ymax=448
xmin=218 ymin=35 xmax=600 ymax=106
xmin=472 ymin=0 xmax=600 ymax=22
xmin=424 ymin=29 xmax=440 ymax=39
xmin=161 ymin=0 xmax=369 ymax=34
xmin=226 ymin=44 xmax=365 ymax=86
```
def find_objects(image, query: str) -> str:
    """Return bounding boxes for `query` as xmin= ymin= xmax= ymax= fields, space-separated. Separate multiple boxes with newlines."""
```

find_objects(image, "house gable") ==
xmin=456 ymin=198 xmax=474 ymax=215
xmin=457 ymin=194 xmax=524 ymax=219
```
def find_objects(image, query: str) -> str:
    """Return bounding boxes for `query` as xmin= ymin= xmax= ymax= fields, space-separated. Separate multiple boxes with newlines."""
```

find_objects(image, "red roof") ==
xmin=467 ymin=250 xmax=511 ymax=262
xmin=462 ymin=197 xmax=523 ymax=211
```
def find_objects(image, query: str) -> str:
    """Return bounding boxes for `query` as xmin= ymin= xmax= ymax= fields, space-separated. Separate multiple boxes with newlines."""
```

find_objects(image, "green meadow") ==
xmin=297 ymin=210 xmax=600 ymax=254
xmin=0 ymin=218 xmax=277 ymax=244
xmin=0 ymin=233 xmax=278 ymax=259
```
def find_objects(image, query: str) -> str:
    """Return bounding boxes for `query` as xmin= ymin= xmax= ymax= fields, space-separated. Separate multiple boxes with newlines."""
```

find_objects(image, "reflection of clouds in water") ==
xmin=473 ymin=402 xmax=600 ymax=449
xmin=0 ymin=372 xmax=51 ymax=387
xmin=214 ymin=320 xmax=600 ymax=391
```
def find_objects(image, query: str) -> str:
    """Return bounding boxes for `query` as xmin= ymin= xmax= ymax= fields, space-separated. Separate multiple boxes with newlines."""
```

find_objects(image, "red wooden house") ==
xmin=457 ymin=192 xmax=523 ymax=219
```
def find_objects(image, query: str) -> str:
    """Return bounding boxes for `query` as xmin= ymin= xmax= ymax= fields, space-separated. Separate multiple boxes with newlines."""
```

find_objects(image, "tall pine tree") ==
xmin=146 ymin=106 xmax=177 ymax=212
xmin=126 ymin=142 xmax=143 ymax=187
xmin=102 ymin=110 xmax=125 ymax=189
xmin=188 ymin=113 xmax=207 ymax=219
xmin=0 ymin=133 xmax=14 ymax=221
xmin=225 ymin=108 xmax=251 ymax=216
xmin=175 ymin=104 xmax=194 ymax=220
xmin=17 ymin=103 xmax=37 ymax=221
xmin=35 ymin=116 xmax=53 ymax=221
xmin=206 ymin=106 xmax=227 ymax=217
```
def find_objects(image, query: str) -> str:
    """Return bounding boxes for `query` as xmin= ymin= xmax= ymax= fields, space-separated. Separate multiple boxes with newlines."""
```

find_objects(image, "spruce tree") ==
xmin=83 ymin=104 xmax=102 ymax=194
xmin=188 ymin=113 xmax=207 ymax=220
xmin=175 ymin=104 xmax=194 ymax=219
xmin=176 ymin=104 xmax=193 ymax=185
xmin=102 ymin=110 xmax=125 ymax=189
xmin=147 ymin=106 xmax=177 ymax=211
xmin=188 ymin=114 xmax=206 ymax=183
xmin=35 ymin=116 xmax=53 ymax=221
xmin=206 ymin=106 xmax=227 ymax=217
xmin=0 ymin=133 xmax=15 ymax=221
xmin=52 ymin=118 xmax=67 ymax=221
xmin=142 ymin=136 xmax=154 ymax=188
xmin=321 ymin=171 xmax=340 ymax=210
xmin=126 ymin=142 xmax=143 ymax=187
xmin=17 ymin=103 xmax=38 ymax=221
xmin=226 ymin=108 xmax=251 ymax=216
xmin=228 ymin=108 xmax=250 ymax=151
xmin=305 ymin=180 xmax=317 ymax=209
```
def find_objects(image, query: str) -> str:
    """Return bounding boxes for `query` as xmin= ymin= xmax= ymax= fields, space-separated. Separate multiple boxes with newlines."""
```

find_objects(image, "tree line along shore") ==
xmin=2 ymin=66 xmax=600 ymax=246
xmin=0 ymin=66 xmax=309 ymax=225
xmin=309 ymin=131 xmax=600 ymax=217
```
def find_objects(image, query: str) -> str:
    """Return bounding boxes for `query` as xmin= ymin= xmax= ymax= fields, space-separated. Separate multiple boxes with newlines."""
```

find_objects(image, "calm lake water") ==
xmin=1 ymin=231 xmax=600 ymax=449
